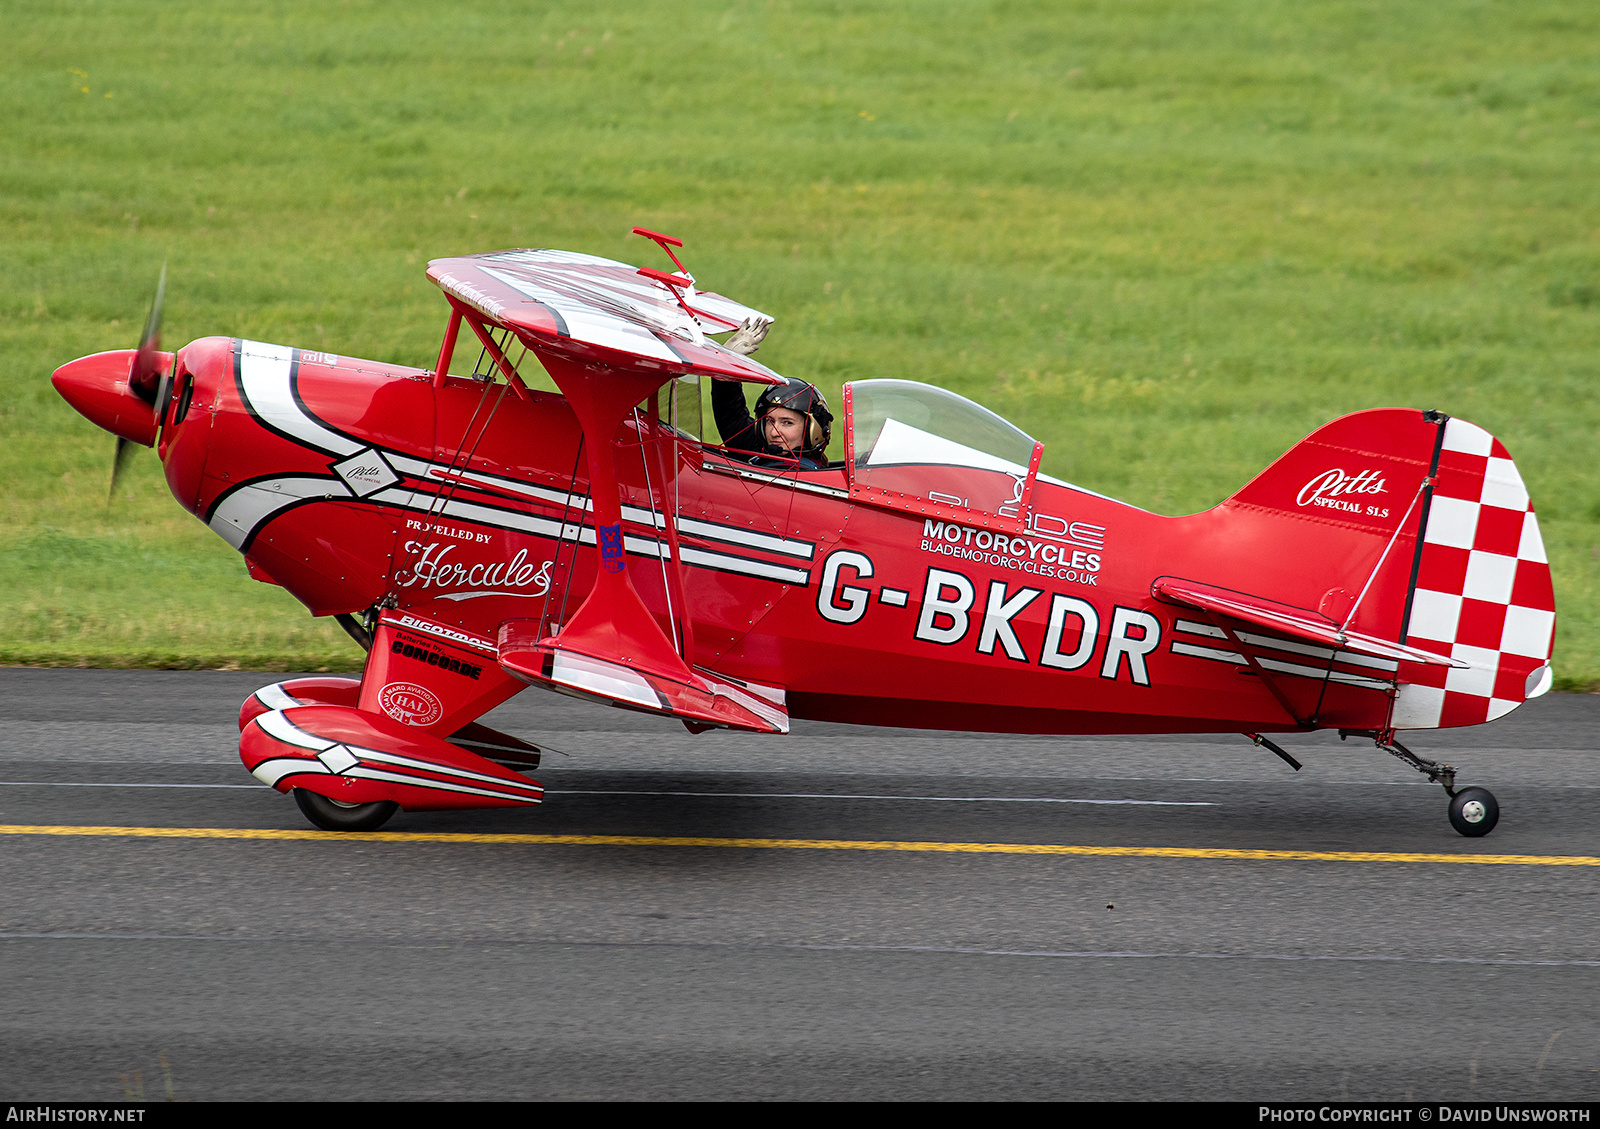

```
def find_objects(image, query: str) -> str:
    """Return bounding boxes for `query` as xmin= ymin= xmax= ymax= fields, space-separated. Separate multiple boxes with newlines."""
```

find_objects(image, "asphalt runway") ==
xmin=1 ymin=669 xmax=1597 ymax=1101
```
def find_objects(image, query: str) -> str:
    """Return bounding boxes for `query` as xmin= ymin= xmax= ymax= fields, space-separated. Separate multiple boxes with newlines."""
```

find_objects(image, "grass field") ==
xmin=3 ymin=0 xmax=1598 ymax=686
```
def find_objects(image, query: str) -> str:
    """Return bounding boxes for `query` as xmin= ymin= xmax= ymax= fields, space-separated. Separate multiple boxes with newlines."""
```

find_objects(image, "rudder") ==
xmin=1391 ymin=417 xmax=1555 ymax=729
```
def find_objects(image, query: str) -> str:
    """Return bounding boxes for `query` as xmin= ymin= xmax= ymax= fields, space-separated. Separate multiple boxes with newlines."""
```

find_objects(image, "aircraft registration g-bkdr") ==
xmin=51 ymin=229 xmax=1556 ymax=837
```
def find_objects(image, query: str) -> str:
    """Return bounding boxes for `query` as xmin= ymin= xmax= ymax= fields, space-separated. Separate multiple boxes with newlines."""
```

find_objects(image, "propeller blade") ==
xmin=129 ymin=263 xmax=167 ymax=402
xmin=109 ymin=435 xmax=138 ymax=503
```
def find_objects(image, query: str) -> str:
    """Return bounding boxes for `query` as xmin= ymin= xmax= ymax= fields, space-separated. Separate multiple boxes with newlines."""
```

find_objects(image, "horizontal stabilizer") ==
xmin=1152 ymin=577 xmax=1463 ymax=668
xmin=497 ymin=622 xmax=789 ymax=734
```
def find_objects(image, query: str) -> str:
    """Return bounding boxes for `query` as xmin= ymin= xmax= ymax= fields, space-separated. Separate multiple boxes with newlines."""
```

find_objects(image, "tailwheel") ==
xmin=1448 ymin=786 xmax=1500 ymax=838
xmin=1341 ymin=729 xmax=1502 ymax=838
xmin=293 ymin=788 xmax=398 ymax=832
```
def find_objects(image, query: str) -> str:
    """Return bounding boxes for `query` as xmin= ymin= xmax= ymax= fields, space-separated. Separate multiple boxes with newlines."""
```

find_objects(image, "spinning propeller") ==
xmin=108 ymin=265 xmax=171 ymax=502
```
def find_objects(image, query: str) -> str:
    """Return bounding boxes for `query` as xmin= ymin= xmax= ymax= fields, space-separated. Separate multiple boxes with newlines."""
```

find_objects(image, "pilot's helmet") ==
xmin=754 ymin=377 xmax=833 ymax=460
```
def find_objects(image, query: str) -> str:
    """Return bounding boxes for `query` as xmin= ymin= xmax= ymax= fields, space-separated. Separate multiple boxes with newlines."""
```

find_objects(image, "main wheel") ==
xmin=1448 ymin=787 xmax=1499 ymax=838
xmin=293 ymin=788 xmax=398 ymax=832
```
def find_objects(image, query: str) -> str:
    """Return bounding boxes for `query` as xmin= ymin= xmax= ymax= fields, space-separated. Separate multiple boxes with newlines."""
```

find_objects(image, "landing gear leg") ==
xmin=1341 ymin=729 xmax=1500 ymax=838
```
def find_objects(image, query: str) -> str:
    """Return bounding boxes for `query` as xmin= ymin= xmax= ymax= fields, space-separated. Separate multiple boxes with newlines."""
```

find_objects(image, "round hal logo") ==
xmin=378 ymin=681 xmax=443 ymax=726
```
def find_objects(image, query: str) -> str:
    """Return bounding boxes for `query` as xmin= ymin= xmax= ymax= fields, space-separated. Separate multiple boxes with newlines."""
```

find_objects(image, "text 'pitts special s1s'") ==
xmin=52 ymin=229 xmax=1556 ymax=836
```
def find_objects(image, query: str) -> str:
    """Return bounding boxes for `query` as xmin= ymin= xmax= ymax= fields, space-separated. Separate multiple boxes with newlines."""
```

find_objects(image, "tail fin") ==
xmin=1391 ymin=417 xmax=1555 ymax=728
xmin=1219 ymin=409 xmax=1555 ymax=729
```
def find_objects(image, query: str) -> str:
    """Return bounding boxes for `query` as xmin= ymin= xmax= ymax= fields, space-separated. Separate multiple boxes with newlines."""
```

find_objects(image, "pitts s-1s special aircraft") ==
xmin=51 ymin=229 xmax=1557 ymax=837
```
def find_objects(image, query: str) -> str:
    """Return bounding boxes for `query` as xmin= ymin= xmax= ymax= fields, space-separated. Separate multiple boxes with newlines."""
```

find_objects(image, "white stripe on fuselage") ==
xmin=209 ymin=475 xmax=351 ymax=550
xmin=238 ymin=341 xmax=362 ymax=457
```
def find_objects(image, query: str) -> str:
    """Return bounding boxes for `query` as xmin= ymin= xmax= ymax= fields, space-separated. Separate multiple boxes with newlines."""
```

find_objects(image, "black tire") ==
xmin=1448 ymin=787 xmax=1499 ymax=838
xmin=293 ymin=788 xmax=398 ymax=832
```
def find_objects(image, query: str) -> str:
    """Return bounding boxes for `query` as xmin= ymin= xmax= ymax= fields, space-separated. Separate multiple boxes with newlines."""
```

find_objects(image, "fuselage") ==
xmin=121 ymin=335 xmax=1407 ymax=735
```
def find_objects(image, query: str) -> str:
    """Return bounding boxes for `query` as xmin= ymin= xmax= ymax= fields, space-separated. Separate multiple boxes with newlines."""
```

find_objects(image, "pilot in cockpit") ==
xmin=711 ymin=317 xmax=834 ymax=470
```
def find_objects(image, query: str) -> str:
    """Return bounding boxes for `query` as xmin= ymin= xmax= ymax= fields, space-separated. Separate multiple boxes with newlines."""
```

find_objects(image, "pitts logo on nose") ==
xmin=1297 ymin=469 xmax=1388 ymax=511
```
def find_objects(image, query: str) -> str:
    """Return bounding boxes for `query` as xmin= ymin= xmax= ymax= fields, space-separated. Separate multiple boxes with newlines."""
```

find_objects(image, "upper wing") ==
xmin=428 ymin=249 xmax=784 ymax=384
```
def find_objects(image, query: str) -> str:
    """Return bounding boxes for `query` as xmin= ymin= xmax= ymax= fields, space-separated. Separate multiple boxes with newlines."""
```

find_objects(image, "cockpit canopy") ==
xmin=844 ymin=379 xmax=1042 ymax=533
xmin=847 ymin=379 xmax=1037 ymax=474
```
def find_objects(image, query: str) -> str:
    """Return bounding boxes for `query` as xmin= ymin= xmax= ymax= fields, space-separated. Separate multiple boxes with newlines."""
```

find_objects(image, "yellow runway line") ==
xmin=0 ymin=824 xmax=1597 ymax=866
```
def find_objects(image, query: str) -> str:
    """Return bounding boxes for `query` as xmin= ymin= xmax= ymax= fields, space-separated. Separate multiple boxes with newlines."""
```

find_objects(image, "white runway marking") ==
xmin=0 ymin=781 xmax=1211 ymax=805
xmin=0 ymin=781 xmax=260 ymax=789
xmin=549 ymin=790 xmax=1214 ymax=806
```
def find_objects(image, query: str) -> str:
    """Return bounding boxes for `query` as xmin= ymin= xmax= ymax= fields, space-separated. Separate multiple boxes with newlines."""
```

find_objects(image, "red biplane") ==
xmin=52 ymin=230 xmax=1556 ymax=837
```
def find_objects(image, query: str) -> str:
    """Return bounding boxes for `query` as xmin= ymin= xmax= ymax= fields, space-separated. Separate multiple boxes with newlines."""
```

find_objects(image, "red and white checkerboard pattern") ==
xmin=1390 ymin=418 xmax=1556 ymax=729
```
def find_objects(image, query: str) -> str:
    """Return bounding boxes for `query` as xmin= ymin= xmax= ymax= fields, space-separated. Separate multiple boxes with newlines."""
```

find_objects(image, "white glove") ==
xmin=724 ymin=315 xmax=773 ymax=356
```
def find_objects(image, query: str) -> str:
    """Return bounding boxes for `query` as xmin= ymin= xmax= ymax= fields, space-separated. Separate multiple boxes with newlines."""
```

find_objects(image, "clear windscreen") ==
xmin=848 ymin=379 xmax=1036 ymax=471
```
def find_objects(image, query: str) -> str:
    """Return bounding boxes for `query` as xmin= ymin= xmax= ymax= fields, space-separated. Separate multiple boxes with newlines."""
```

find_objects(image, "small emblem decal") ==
xmin=332 ymin=448 xmax=400 ymax=498
xmin=598 ymin=522 xmax=625 ymax=573
xmin=378 ymin=681 xmax=444 ymax=726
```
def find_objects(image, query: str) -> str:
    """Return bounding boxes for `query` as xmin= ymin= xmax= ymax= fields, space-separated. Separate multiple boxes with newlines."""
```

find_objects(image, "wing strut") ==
xmin=638 ymin=398 xmax=696 ymax=665
xmin=450 ymin=301 xmax=533 ymax=401
xmin=425 ymin=232 xmax=790 ymax=733
xmin=495 ymin=350 xmax=787 ymax=734
xmin=432 ymin=308 xmax=462 ymax=388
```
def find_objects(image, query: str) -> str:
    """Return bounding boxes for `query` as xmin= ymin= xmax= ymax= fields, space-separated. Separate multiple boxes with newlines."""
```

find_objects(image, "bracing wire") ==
xmin=537 ymin=434 xmax=588 ymax=636
xmin=548 ymin=435 xmax=588 ymax=639
xmin=634 ymin=404 xmax=680 ymax=654
xmin=385 ymin=328 xmax=515 ymax=602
